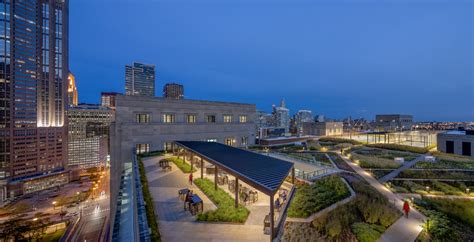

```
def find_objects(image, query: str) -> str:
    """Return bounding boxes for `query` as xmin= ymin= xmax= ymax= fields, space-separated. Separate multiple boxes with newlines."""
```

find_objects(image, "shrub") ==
xmin=139 ymin=150 xmax=165 ymax=158
xmin=137 ymin=157 xmax=161 ymax=241
xmin=365 ymin=143 xmax=431 ymax=154
xmin=319 ymin=137 xmax=362 ymax=145
xmin=288 ymin=176 xmax=350 ymax=218
xmin=163 ymin=157 xmax=196 ymax=173
xmin=423 ymin=197 xmax=474 ymax=227
xmin=194 ymin=178 xmax=249 ymax=223
xmin=352 ymin=222 xmax=385 ymax=242
xmin=352 ymin=153 xmax=401 ymax=169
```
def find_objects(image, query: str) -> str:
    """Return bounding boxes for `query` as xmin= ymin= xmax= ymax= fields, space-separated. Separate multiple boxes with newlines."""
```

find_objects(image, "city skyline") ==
xmin=70 ymin=0 xmax=473 ymax=121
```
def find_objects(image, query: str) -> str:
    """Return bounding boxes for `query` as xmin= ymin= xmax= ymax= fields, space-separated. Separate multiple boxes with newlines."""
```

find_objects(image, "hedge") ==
xmin=365 ymin=143 xmax=432 ymax=154
xmin=137 ymin=156 xmax=161 ymax=241
xmin=194 ymin=178 xmax=249 ymax=223
xmin=164 ymin=157 xmax=196 ymax=173
xmin=318 ymin=137 xmax=363 ymax=145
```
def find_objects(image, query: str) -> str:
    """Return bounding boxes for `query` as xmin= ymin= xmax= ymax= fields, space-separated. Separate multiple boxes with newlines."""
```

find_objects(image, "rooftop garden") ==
xmin=396 ymin=170 xmax=474 ymax=180
xmin=327 ymin=152 xmax=354 ymax=172
xmin=194 ymin=178 xmax=250 ymax=223
xmin=288 ymin=175 xmax=351 ymax=218
xmin=284 ymin=177 xmax=401 ymax=242
xmin=415 ymin=197 xmax=474 ymax=241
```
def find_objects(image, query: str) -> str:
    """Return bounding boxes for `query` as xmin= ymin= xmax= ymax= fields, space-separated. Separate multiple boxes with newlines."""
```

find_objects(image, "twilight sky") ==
xmin=70 ymin=0 xmax=473 ymax=121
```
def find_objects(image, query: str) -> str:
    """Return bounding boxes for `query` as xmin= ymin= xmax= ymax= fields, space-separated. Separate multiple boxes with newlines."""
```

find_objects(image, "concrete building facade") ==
xmin=302 ymin=121 xmax=344 ymax=136
xmin=437 ymin=130 xmax=474 ymax=157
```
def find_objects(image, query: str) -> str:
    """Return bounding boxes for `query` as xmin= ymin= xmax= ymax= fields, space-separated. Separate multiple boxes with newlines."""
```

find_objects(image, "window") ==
xmin=239 ymin=115 xmax=247 ymax=123
xmin=163 ymin=114 xmax=175 ymax=123
xmin=207 ymin=115 xmax=216 ymax=123
xmin=136 ymin=144 xmax=150 ymax=154
xmin=224 ymin=138 xmax=236 ymax=146
xmin=241 ymin=137 xmax=248 ymax=146
xmin=223 ymin=115 xmax=232 ymax=123
xmin=136 ymin=114 xmax=150 ymax=123
xmin=187 ymin=114 xmax=197 ymax=123
xmin=206 ymin=138 xmax=217 ymax=142
xmin=164 ymin=142 xmax=173 ymax=152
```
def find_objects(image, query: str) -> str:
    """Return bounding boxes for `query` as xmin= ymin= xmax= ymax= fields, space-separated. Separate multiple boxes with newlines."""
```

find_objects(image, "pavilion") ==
xmin=172 ymin=141 xmax=296 ymax=240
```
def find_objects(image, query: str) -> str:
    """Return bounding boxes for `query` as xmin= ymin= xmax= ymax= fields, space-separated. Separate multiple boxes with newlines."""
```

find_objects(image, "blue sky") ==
xmin=70 ymin=0 xmax=473 ymax=121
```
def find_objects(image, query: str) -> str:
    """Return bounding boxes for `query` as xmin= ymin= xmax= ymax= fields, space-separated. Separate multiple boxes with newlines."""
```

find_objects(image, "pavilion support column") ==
xmin=200 ymin=157 xmax=204 ymax=179
xmin=235 ymin=178 xmax=239 ymax=208
xmin=214 ymin=166 xmax=218 ymax=190
xmin=270 ymin=194 xmax=275 ymax=240
xmin=191 ymin=153 xmax=194 ymax=171
xmin=291 ymin=167 xmax=295 ymax=184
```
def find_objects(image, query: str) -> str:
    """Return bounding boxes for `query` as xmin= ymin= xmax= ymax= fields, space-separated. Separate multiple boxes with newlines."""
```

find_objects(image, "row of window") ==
xmin=136 ymin=113 xmax=248 ymax=124
xmin=135 ymin=137 xmax=249 ymax=154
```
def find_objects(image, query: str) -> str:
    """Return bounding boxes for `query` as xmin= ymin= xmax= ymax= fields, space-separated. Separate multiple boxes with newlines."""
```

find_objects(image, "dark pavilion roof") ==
xmin=175 ymin=141 xmax=293 ymax=195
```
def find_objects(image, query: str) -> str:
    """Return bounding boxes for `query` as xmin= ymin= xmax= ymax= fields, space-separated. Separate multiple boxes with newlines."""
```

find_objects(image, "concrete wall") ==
xmin=437 ymin=133 xmax=474 ymax=157
xmin=302 ymin=122 xmax=343 ymax=136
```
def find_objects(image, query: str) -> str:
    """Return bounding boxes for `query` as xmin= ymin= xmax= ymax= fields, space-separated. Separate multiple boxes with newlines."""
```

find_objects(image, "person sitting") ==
xmin=275 ymin=198 xmax=281 ymax=212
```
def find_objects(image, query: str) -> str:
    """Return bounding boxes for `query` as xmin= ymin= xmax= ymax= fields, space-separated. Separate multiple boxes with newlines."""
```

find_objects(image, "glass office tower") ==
xmin=125 ymin=62 xmax=155 ymax=96
xmin=0 ymin=0 xmax=69 ymax=204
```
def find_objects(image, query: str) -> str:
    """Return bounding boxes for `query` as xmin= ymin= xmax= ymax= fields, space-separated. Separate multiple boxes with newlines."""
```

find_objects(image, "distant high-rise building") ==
xmin=125 ymin=62 xmax=155 ymax=96
xmin=272 ymin=99 xmax=290 ymax=133
xmin=315 ymin=115 xmax=325 ymax=122
xmin=0 ymin=0 xmax=69 ymax=202
xmin=68 ymin=72 xmax=78 ymax=106
xmin=163 ymin=83 xmax=184 ymax=99
xmin=294 ymin=110 xmax=313 ymax=135
xmin=68 ymin=104 xmax=114 ymax=169
xmin=101 ymin=92 xmax=119 ymax=109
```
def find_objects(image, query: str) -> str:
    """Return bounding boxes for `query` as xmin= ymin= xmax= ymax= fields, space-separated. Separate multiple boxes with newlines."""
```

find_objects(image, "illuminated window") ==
xmin=136 ymin=114 xmax=150 ymax=123
xmin=164 ymin=142 xmax=173 ymax=151
xmin=206 ymin=138 xmax=217 ymax=142
xmin=224 ymin=138 xmax=236 ymax=146
xmin=187 ymin=114 xmax=197 ymax=123
xmin=163 ymin=114 xmax=175 ymax=123
xmin=207 ymin=115 xmax=216 ymax=123
xmin=241 ymin=137 xmax=248 ymax=146
xmin=223 ymin=115 xmax=232 ymax=123
xmin=136 ymin=144 xmax=150 ymax=154
xmin=239 ymin=115 xmax=247 ymax=123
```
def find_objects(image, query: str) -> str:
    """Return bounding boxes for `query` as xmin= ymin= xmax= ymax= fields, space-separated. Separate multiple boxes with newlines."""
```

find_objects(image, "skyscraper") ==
xmin=272 ymin=99 xmax=290 ymax=133
xmin=68 ymin=72 xmax=78 ymax=106
xmin=163 ymin=83 xmax=184 ymax=99
xmin=0 ymin=0 xmax=69 ymax=203
xmin=125 ymin=62 xmax=155 ymax=96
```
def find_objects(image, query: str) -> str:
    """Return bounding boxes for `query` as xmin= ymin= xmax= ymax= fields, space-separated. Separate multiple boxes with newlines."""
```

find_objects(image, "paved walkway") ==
xmin=142 ymin=155 xmax=270 ymax=242
xmin=337 ymin=152 xmax=426 ymax=242
xmin=397 ymin=193 xmax=474 ymax=200
xmin=379 ymin=154 xmax=426 ymax=183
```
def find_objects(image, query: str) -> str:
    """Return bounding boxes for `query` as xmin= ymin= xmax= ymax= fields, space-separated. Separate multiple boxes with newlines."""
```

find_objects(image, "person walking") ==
xmin=403 ymin=200 xmax=410 ymax=218
xmin=189 ymin=173 xmax=193 ymax=185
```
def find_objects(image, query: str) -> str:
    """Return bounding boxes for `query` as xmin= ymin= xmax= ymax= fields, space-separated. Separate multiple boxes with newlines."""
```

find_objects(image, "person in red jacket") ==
xmin=189 ymin=173 xmax=193 ymax=185
xmin=403 ymin=200 xmax=410 ymax=218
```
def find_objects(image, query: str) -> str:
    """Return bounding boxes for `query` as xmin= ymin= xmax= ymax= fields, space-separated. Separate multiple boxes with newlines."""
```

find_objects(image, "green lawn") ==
xmin=164 ymin=157 xmax=197 ymax=173
xmin=288 ymin=175 xmax=350 ymax=218
xmin=40 ymin=228 xmax=66 ymax=242
xmin=194 ymin=178 xmax=249 ymax=223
